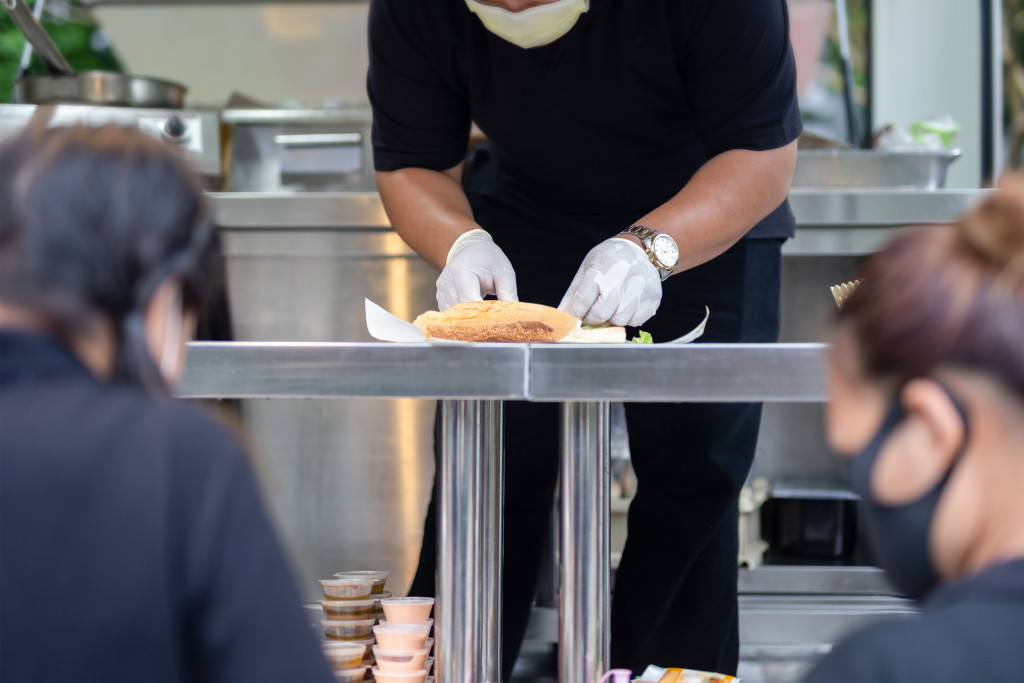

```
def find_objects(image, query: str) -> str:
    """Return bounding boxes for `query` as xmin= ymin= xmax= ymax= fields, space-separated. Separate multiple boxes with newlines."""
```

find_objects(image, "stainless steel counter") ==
xmin=180 ymin=342 xmax=528 ymax=399
xmin=179 ymin=341 xmax=826 ymax=683
xmin=206 ymin=189 xmax=989 ymax=229
xmin=179 ymin=342 xmax=826 ymax=402
xmin=205 ymin=189 xmax=991 ymax=258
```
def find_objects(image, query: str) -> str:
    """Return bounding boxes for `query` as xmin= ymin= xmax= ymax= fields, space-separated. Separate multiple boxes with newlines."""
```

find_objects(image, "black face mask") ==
xmin=842 ymin=384 xmax=970 ymax=601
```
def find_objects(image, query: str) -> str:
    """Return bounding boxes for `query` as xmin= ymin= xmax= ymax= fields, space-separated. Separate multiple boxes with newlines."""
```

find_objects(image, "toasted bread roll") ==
xmin=413 ymin=301 xmax=581 ymax=342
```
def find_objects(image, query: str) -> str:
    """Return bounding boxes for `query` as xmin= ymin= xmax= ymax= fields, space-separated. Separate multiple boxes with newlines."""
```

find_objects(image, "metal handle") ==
xmin=273 ymin=133 xmax=363 ymax=148
xmin=2 ymin=0 xmax=74 ymax=76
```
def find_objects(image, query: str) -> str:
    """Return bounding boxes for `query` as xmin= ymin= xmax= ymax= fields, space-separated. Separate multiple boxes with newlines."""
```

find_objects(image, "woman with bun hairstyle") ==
xmin=805 ymin=176 xmax=1024 ymax=682
xmin=0 ymin=125 xmax=334 ymax=682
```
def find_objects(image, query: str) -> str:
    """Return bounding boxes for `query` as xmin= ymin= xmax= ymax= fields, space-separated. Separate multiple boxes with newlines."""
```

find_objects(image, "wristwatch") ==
xmin=619 ymin=225 xmax=679 ymax=280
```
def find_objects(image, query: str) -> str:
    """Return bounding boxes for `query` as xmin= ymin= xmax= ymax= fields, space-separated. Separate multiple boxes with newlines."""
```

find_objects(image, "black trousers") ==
xmin=409 ymin=230 xmax=783 ymax=678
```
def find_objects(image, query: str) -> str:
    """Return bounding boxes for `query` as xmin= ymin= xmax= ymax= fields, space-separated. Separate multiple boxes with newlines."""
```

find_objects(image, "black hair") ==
xmin=0 ymin=124 xmax=221 ymax=394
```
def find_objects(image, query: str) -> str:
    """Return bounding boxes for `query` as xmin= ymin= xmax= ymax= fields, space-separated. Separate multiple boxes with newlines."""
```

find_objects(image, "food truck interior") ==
xmin=0 ymin=0 xmax=1017 ymax=681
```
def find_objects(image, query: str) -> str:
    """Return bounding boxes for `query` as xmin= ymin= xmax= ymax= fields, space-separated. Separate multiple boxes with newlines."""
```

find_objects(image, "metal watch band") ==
xmin=618 ymin=225 xmax=675 ymax=279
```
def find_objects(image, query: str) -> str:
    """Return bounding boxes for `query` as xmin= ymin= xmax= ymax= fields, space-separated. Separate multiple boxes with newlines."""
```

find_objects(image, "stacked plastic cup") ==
xmin=319 ymin=570 xmax=390 ymax=681
xmin=371 ymin=597 xmax=435 ymax=683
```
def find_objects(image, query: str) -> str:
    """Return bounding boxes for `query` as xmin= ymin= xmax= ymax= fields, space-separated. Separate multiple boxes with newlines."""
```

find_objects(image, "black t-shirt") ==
xmin=803 ymin=559 xmax=1024 ymax=683
xmin=368 ymin=0 xmax=802 ymax=239
xmin=0 ymin=332 xmax=334 ymax=683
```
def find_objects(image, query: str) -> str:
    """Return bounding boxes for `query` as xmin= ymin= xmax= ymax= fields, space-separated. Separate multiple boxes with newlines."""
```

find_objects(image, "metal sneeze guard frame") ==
xmin=177 ymin=341 xmax=827 ymax=683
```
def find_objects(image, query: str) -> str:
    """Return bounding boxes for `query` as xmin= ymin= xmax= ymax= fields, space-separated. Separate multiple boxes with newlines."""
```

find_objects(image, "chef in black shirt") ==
xmin=805 ymin=177 xmax=1024 ymax=682
xmin=368 ymin=0 xmax=801 ymax=675
xmin=0 ymin=124 xmax=335 ymax=683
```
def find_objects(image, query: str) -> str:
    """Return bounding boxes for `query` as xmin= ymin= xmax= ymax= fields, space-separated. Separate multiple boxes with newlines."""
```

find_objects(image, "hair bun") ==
xmin=958 ymin=173 xmax=1024 ymax=278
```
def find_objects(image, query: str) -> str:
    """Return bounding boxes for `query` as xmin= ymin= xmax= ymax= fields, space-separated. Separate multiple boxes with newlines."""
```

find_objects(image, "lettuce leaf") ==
xmin=631 ymin=330 xmax=653 ymax=344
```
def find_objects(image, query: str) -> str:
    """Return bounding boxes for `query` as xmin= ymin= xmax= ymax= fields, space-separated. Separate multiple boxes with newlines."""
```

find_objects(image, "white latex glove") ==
xmin=436 ymin=229 xmax=519 ymax=311
xmin=558 ymin=237 xmax=662 ymax=326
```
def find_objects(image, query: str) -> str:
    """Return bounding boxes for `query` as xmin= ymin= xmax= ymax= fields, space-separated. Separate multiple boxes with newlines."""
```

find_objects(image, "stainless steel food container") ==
xmin=792 ymin=149 xmax=962 ymax=190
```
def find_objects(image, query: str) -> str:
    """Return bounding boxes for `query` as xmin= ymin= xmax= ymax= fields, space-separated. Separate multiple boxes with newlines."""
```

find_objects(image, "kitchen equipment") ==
xmin=760 ymin=478 xmax=859 ymax=560
xmin=792 ymin=149 xmax=962 ymax=189
xmin=3 ymin=0 xmax=186 ymax=108
xmin=0 ymin=104 xmax=221 ymax=183
xmin=222 ymin=104 xmax=374 ymax=191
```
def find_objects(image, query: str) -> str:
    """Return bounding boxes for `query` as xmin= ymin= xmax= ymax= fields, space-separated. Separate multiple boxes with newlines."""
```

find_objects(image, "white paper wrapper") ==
xmin=365 ymin=298 xmax=708 ymax=345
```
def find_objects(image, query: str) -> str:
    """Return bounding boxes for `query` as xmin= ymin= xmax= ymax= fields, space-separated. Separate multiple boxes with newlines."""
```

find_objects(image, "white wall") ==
xmin=871 ymin=0 xmax=984 ymax=188
xmin=94 ymin=3 xmax=371 ymax=107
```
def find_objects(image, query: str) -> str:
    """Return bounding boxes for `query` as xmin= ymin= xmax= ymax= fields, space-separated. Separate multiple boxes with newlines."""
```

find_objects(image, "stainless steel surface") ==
xmin=739 ymin=594 xmax=914 ymax=645
xmin=739 ymin=566 xmax=896 ymax=596
xmin=15 ymin=71 xmax=187 ymax=108
xmin=0 ymin=103 xmax=220 ymax=177
xmin=3 ymin=0 xmax=73 ymax=75
xmin=179 ymin=342 xmax=530 ymax=399
xmin=787 ymin=188 xmax=987 ymax=225
xmin=206 ymin=189 xmax=989 ymax=230
xmin=792 ymin=150 xmax=961 ymax=190
xmin=213 ymin=225 xmax=442 ymax=606
xmin=205 ymin=190 xmax=991 ymax=257
xmin=177 ymin=343 xmax=825 ymax=401
xmin=273 ymin=132 xmax=362 ymax=147
xmin=209 ymin=193 xmax=388 ymax=228
xmin=482 ymin=400 xmax=505 ymax=682
xmin=783 ymin=189 xmax=989 ymax=255
xmin=437 ymin=400 xmax=503 ymax=683
xmin=770 ymin=478 xmax=858 ymax=501
xmin=529 ymin=344 xmax=826 ymax=403
xmin=559 ymin=402 xmax=610 ymax=683
xmin=15 ymin=0 xmax=46 ymax=79
xmin=222 ymin=105 xmax=373 ymax=125
xmin=225 ymin=108 xmax=374 ymax=192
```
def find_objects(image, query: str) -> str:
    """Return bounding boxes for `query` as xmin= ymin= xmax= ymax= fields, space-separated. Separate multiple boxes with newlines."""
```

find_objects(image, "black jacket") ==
xmin=804 ymin=558 xmax=1024 ymax=682
xmin=0 ymin=331 xmax=334 ymax=683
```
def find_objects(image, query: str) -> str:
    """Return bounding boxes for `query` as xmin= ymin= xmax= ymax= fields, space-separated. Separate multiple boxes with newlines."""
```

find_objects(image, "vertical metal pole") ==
xmin=835 ymin=0 xmax=861 ymax=146
xmin=480 ymin=400 xmax=504 ymax=681
xmin=559 ymin=401 xmax=611 ymax=683
xmin=437 ymin=400 xmax=503 ymax=683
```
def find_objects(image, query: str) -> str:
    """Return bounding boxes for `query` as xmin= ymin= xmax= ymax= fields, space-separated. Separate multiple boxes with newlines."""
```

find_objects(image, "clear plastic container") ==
xmin=320 ymin=641 xmax=366 ymax=669
xmin=372 ymin=623 xmax=431 ymax=651
xmin=334 ymin=570 xmax=390 ymax=595
xmin=322 ymin=598 xmax=375 ymax=620
xmin=372 ymin=646 xmax=430 ymax=672
xmin=323 ymin=618 xmax=376 ymax=641
xmin=379 ymin=597 xmax=434 ymax=624
xmin=370 ymin=590 xmax=392 ymax=619
xmin=331 ymin=666 xmax=368 ymax=683
xmin=320 ymin=578 xmax=375 ymax=600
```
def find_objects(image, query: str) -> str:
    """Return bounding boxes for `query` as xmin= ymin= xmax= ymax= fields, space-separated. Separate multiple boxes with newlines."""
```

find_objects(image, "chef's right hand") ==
xmin=436 ymin=229 xmax=519 ymax=311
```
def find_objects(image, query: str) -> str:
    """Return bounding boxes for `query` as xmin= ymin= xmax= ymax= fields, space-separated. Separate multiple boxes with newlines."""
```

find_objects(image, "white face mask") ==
xmin=465 ymin=0 xmax=589 ymax=49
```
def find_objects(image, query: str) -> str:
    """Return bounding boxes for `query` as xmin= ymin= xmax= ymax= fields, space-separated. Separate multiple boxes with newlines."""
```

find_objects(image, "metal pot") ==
xmin=14 ymin=72 xmax=187 ymax=109
xmin=3 ymin=0 xmax=187 ymax=108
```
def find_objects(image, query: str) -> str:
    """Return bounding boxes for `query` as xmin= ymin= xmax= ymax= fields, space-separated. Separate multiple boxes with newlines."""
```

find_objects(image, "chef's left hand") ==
xmin=558 ymin=237 xmax=662 ymax=326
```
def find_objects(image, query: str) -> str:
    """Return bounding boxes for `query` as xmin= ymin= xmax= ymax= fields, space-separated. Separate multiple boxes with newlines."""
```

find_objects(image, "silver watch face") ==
xmin=651 ymin=233 xmax=679 ymax=269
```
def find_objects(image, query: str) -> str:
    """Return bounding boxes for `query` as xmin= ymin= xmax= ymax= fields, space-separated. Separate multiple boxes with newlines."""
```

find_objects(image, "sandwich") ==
xmin=412 ymin=300 xmax=628 ymax=343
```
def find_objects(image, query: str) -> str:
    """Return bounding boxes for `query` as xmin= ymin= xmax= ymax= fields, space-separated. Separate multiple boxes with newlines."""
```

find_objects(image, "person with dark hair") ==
xmin=0 ymin=124 xmax=334 ymax=683
xmin=368 ymin=1 xmax=801 ymax=675
xmin=804 ymin=175 xmax=1024 ymax=682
